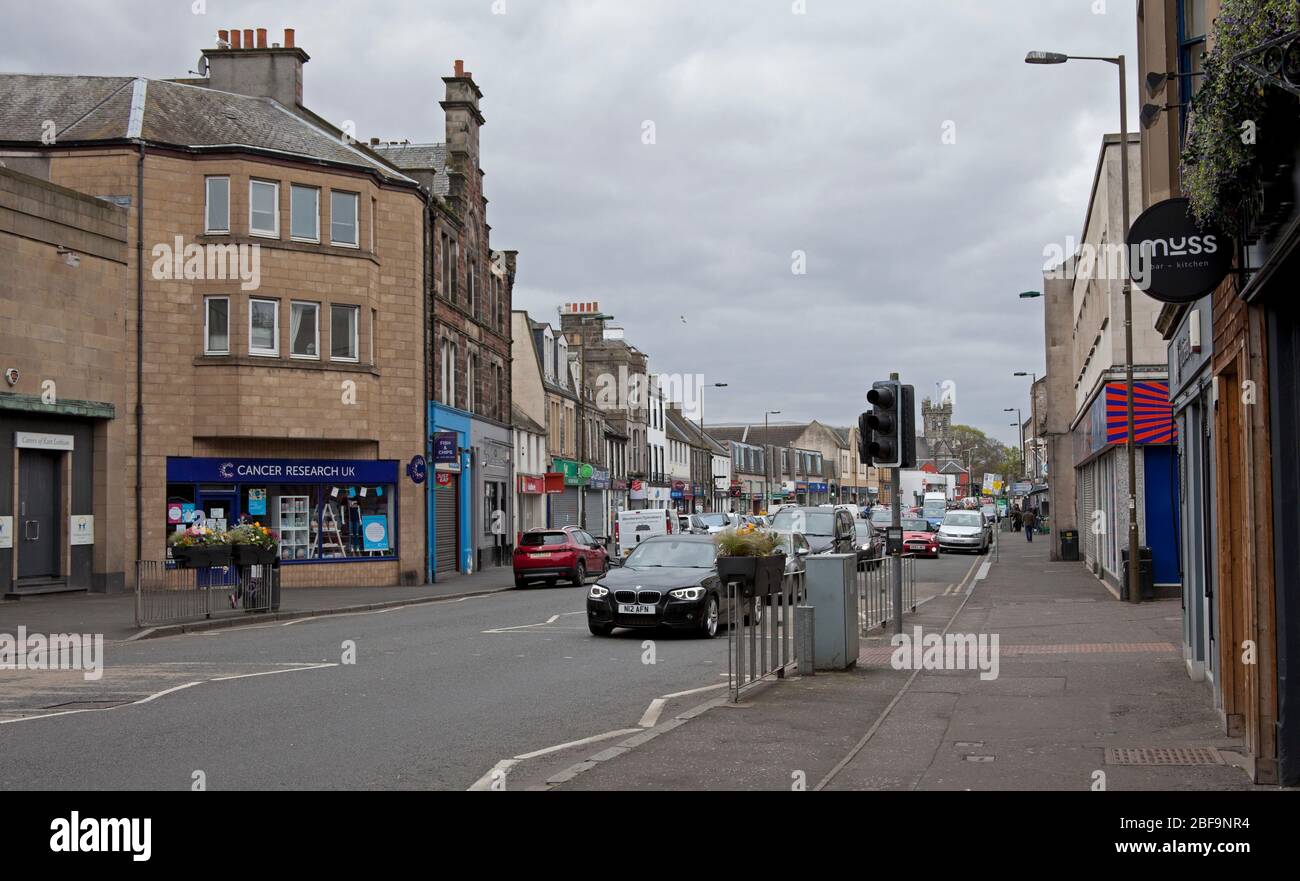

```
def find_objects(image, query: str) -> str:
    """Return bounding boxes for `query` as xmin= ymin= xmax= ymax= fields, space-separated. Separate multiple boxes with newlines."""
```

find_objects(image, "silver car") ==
xmin=936 ymin=510 xmax=990 ymax=554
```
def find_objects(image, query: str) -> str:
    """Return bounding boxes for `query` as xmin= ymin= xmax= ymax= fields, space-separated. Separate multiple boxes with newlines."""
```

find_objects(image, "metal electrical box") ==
xmin=803 ymin=554 xmax=859 ymax=670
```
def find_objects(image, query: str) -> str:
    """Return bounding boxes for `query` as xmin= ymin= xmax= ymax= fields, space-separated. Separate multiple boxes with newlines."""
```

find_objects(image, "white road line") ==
xmin=661 ymin=681 xmax=730 ymax=699
xmin=976 ymin=561 xmax=992 ymax=582
xmin=512 ymin=728 xmax=642 ymax=761
xmin=545 ymin=615 xmax=559 ymax=624
xmin=638 ymin=698 xmax=666 ymax=728
xmin=131 ymin=681 xmax=203 ymax=704
xmin=210 ymin=662 xmax=338 ymax=681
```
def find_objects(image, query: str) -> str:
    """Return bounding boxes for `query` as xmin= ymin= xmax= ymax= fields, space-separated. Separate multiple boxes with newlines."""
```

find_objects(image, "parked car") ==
xmin=677 ymin=513 xmax=709 ymax=534
xmin=769 ymin=506 xmax=857 ymax=554
xmin=695 ymin=511 xmax=734 ymax=534
xmin=586 ymin=535 xmax=761 ymax=638
xmin=614 ymin=508 xmax=675 ymax=558
xmin=936 ymin=510 xmax=990 ymax=554
xmin=514 ymin=526 xmax=610 ymax=588
xmin=853 ymin=520 xmax=884 ymax=568
xmin=899 ymin=516 xmax=940 ymax=558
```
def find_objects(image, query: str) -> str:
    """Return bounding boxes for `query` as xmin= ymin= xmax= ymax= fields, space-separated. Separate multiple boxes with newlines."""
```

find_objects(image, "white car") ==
xmin=694 ymin=511 xmax=734 ymax=534
xmin=936 ymin=510 xmax=990 ymax=554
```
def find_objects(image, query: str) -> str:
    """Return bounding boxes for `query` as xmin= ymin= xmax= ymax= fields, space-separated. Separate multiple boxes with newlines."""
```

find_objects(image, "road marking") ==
xmin=468 ymin=759 xmax=518 ymax=791
xmin=638 ymin=699 xmax=666 ymax=728
xmin=209 ymin=663 xmax=338 ymax=682
xmin=976 ymin=561 xmax=992 ymax=582
xmin=514 ymin=728 xmax=643 ymax=761
xmin=131 ymin=681 xmax=203 ymax=704
xmin=662 ymin=681 xmax=730 ymax=699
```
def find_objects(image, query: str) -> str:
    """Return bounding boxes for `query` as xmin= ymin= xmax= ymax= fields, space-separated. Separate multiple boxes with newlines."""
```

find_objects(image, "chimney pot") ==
xmin=243 ymin=29 xmax=254 ymax=49
xmin=218 ymin=29 xmax=229 ymax=43
xmin=256 ymin=28 xmax=267 ymax=48
xmin=229 ymin=29 xmax=242 ymax=49
xmin=369 ymin=137 xmax=379 ymax=145
xmin=454 ymin=59 xmax=464 ymax=77
xmin=284 ymin=28 xmax=295 ymax=48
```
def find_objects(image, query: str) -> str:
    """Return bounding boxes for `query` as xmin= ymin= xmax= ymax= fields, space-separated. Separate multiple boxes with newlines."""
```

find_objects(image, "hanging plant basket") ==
xmin=234 ymin=544 xmax=277 ymax=566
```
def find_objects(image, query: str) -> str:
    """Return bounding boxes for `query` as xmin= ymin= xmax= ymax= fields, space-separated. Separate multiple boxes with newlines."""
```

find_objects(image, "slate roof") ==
xmin=511 ymin=404 xmax=545 ymax=436
xmin=370 ymin=142 xmax=450 ymax=195
xmin=707 ymin=423 xmax=809 ymax=448
xmin=0 ymin=74 xmax=415 ymax=184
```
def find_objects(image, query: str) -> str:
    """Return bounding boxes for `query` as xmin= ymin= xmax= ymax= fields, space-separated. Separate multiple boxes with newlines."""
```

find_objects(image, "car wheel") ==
xmin=744 ymin=597 xmax=763 ymax=626
xmin=572 ymin=560 xmax=587 ymax=586
xmin=601 ymin=557 xmax=610 ymax=576
xmin=589 ymin=621 xmax=613 ymax=636
xmin=514 ymin=577 xmax=528 ymax=589
xmin=697 ymin=594 xmax=719 ymax=639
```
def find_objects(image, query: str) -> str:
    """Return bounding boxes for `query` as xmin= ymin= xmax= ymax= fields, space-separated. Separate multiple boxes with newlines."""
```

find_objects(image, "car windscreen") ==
xmin=698 ymin=513 xmax=729 ymax=528
xmin=521 ymin=532 xmax=568 ymax=546
xmin=900 ymin=518 xmax=931 ymax=531
xmin=772 ymin=510 xmax=834 ymax=535
xmin=871 ymin=511 xmax=892 ymax=525
xmin=942 ymin=512 xmax=983 ymax=528
xmin=853 ymin=523 xmax=875 ymax=538
xmin=923 ymin=501 xmax=947 ymax=516
xmin=625 ymin=540 xmax=716 ymax=568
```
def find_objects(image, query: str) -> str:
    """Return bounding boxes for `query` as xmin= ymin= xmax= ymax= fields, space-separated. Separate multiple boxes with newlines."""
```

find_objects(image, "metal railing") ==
xmin=135 ymin=561 xmax=281 ymax=628
xmin=857 ymin=554 xmax=917 ymax=634
xmin=726 ymin=569 xmax=804 ymax=701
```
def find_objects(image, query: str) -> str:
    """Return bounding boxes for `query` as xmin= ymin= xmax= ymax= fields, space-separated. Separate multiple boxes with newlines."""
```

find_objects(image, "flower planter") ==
xmin=716 ymin=554 xmax=785 ymax=597
xmin=175 ymin=545 xmax=232 ymax=569
xmin=233 ymin=544 xmax=277 ymax=567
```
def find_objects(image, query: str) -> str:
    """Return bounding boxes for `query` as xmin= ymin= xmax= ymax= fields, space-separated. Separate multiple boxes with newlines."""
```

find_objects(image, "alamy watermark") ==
xmin=0 ymin=627 xmax=104 ymax=681
xmin=150 ymin=236 xmax=261 ymax=290
xmin=890 ymin=626 xmax=1000 ymax=680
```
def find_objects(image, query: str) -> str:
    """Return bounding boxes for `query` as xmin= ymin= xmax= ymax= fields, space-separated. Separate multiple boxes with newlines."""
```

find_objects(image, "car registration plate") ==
xmin=530 ymin=552 xmax=553 ymax=558
xmin=618 ymin=603 xmax=656 ymax=615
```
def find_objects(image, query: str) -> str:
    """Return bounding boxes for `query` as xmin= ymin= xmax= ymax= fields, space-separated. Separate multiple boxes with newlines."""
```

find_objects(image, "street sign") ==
xmin=1127 ymin=197 xmax=1231 ymax=304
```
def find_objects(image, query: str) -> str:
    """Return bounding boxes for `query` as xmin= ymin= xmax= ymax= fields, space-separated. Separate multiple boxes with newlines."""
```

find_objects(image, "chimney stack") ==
xmin=205 ymin=27 xmax=310 ymax=112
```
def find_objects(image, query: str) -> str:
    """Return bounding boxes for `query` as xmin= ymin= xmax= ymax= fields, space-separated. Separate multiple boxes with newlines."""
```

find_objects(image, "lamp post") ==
xmin=1026 ymin=49 xmax=1140 ymax=604
xmin=764 ymin=410 xmax=780 ymax=514
xmin=1014 ymin=371 xmax=1039 ymax=479
xmin=699 ymin=382 xmax=727 ymax=511
xmin=1004 ymin=408 xmax=1024 ymax=479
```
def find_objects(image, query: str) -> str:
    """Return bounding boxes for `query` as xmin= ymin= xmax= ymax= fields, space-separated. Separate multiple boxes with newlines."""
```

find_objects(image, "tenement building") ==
xmin=0 ymin=28 xmax=428 ymax=587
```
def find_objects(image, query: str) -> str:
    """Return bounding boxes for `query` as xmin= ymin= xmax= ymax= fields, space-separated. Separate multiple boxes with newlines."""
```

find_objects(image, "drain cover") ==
xmin=1104 ymin=747 xmax=1224 ymax=766
xmin=965 ymin=755 xmax=995 ymax=763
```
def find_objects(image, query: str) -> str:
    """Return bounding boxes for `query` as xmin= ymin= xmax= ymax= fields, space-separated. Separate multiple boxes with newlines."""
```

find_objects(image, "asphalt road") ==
xmin=0 ymin=547 xmax=983 ymax=790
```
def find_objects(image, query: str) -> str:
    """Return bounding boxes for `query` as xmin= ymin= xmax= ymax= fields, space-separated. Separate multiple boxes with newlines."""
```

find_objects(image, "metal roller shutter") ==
xmin=584 ymin=489 xmax=605 ymax=539
xmin=551 ymin=487 xmax=579 ymax=528
xmin=1080 ymin=464 xmax=1095 ymax=565
xmin=435 ymin=478 xmax=459 ymax=574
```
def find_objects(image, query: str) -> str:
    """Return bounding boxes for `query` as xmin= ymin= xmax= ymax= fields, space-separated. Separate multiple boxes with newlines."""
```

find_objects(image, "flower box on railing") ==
xmin=716 ymin=554 xmax=785 ymax=597
xmin=233 ymin=544 xmax=277 ymax=567
xmin=171 ymin=545 xmax=233 ymax=569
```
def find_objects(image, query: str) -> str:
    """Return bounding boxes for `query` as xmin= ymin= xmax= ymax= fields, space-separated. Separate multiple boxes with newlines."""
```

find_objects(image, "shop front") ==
xmin=471 ymin=421 xmax=513 ymax=571
xmin=166 ymin=457 xmax=400 ymax=583
xmin=430 ymin=403 xmax=472 ymax=579
xmin=586 ymin=469 xmax=610 ymax=540
xmin=549 ymin=458 xmax=589 ymax=528
xmin=516 ymin=473 xmax=546 ymax=539
xmin=1168 ymin=296 xmax=1216 ymax=685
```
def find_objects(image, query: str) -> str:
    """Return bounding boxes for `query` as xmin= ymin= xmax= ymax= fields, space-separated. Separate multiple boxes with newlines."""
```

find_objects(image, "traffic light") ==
xmin=862 ymin=380 xmax=916 ymax=468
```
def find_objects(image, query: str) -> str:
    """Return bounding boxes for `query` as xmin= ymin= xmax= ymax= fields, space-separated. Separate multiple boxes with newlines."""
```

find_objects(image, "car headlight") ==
xmin=669 ymin=586 xmax=705 ymax=601
xmin=589 ymin=585 xmax=609 ymax=599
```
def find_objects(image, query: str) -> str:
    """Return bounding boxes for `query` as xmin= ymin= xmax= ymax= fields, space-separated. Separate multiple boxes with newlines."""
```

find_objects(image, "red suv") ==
xmin=513 ymin=526 xmax=609 ymax=589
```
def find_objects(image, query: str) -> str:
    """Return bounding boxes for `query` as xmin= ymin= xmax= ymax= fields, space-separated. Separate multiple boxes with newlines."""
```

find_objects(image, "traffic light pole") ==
xmin=890 ymin=372 xmax=903 ymax=636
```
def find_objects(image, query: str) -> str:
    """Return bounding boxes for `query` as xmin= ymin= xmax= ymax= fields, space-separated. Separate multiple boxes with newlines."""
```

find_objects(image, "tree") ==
xmin=948 ymin=424 xmax=1016 ymax=489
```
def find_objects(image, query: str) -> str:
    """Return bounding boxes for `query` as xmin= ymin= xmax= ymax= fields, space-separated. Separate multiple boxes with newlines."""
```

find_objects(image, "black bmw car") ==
xmin=586 ymin=535 xmax=759 ymax=638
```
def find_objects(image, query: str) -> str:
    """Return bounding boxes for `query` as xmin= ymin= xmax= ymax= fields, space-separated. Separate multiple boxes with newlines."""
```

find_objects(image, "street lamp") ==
xmin=1014 ymin=371 xmax=1039 ymax=480
xmin=699 ymin=382 xmax=728 ymax=512
xmin=764 ymin=410 xmax=781 ymax=514
xmin=1026 ymin=48 xmax=1141 ymax=604
xmin=1004 ymin=408 xmax=1024 ymax=480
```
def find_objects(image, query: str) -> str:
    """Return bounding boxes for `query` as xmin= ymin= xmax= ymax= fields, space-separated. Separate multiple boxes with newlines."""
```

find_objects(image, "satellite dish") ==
xmin=196 ymin=55 xmax=209 ymax=76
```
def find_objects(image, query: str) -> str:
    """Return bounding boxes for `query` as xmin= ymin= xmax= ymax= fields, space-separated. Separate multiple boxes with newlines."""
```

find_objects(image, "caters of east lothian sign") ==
xmin=1126 ymin=197 xmax=1232 ymax=304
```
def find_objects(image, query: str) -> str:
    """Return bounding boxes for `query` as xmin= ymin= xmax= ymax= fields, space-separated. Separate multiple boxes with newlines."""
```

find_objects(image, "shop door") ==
xmin=196 ymin=489 xmax=239 ymax=585
xmin=584 ymin=490 xmax=605 ymax=539
xmin=18 ymin=450 xmax=60 ymax=579
xmin=551 ymin=487 xmax=579 ymax=528
xmin=435 ymin=477 xmax=460 ymax=574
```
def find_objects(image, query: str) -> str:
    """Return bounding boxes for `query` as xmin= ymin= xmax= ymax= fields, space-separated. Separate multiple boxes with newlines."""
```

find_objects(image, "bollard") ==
xmin=795 ymin=605 xmax=815 ymax=676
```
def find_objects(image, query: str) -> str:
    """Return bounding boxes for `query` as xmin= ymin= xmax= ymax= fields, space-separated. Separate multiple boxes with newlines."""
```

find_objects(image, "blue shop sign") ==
xmin=167 ymin=457 xmax=398 ymax=484
xmin=808 ymin=482 xmax=828 ymax=493
xmin=433 ymin=432 xmax=459 ymax=464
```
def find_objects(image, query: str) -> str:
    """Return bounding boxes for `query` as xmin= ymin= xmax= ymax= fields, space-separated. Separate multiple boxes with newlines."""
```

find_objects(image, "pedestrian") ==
xmin=1011 ymin=507 xmax=1022 ymax=531
xmin=1022 ymin=508 xmax=1036 ymax=542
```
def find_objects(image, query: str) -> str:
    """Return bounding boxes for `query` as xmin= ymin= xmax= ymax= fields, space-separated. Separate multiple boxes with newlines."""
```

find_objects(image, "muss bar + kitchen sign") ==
xmin=1126 ymin=197 xmax=1232 ymax=304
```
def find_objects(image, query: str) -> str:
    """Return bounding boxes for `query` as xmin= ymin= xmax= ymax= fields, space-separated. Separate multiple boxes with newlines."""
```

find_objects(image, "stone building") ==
xmin=0 ymin=167 xmax=129 ymax=595
xmin=0 ymin=29 xmax=427 ymax=588
xmin=374 ymin=59 xmax=517 ymax=578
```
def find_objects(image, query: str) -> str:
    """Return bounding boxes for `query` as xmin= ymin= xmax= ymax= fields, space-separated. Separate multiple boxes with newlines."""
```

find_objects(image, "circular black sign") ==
xmin=1126 ymin=197 xmax=1232 ymax=304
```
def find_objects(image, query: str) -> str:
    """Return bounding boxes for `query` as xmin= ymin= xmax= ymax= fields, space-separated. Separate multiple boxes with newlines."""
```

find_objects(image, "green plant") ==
xmin=168 ymin=523 xmax=230 ymax=548
xmin=1181 ymin=0 xmax=1299 ymax=233
xmin=714 ymin=527 xmax=782 ymax=557
xmin=228 ymin=521 xmax=277 ymax=549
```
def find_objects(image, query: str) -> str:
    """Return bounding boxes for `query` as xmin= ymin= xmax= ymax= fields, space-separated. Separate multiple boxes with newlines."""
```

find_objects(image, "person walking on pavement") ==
xmin=1022 ymin=507 xmax=1037 ymax=542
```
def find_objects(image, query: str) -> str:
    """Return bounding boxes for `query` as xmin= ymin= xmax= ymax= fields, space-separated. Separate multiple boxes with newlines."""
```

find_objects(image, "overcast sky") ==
xmin=7 ymin=1 xmax=1139 ymax=447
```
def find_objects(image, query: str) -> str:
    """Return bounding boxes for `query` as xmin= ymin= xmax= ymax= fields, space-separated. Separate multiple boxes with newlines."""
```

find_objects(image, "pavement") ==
xmin=548 ymin=531 xmax=1263 ymax=791
xmin=0 ymin=565 xmax=519 ymax=642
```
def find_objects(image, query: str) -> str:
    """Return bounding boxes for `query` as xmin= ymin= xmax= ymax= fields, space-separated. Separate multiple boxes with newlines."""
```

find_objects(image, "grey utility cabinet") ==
xmin=803 ymin=553 xmax=859 ymax=670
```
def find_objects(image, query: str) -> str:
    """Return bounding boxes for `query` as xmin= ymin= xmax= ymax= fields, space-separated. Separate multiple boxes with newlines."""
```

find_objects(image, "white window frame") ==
xmin=330 ymin=304 xmax=360 ymax=362
xmin=248 ymin=297 xmax=280 ymax=357
xmin=249 ymin=179 xmax=280 ymax=238
xmin=203 ymin=295 xmax=230 ymax=355
xmin=330 ymin=190 xmax=359 ymax=247
xmin=289 ymin=184 xmax=320 ymax=243
xmin=205 ymin=176 xmax=230 ymax=235
xmin=289 ymin=300 xmax=320 ymax=360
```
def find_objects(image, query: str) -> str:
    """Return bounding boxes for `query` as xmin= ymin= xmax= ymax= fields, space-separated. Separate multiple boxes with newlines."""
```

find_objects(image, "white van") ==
xmin=615 ymin=508 xmax=676 ymax=558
